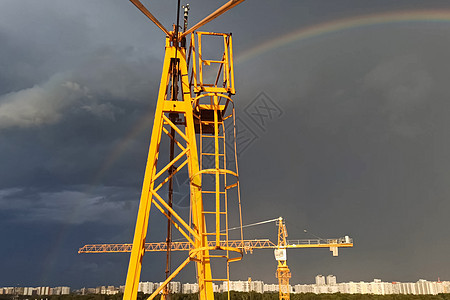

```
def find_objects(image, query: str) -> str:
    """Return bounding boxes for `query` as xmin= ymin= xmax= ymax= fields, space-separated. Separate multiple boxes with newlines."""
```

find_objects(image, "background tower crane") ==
xmin=275 ymin=217 xmax=291 ymax=300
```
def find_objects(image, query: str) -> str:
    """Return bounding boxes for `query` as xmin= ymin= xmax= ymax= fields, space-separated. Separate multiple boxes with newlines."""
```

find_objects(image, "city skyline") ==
xmin=3 ymin=0 xmax=450 ymax=289
xmin=3 ymin=275 xmax=450 ymax=296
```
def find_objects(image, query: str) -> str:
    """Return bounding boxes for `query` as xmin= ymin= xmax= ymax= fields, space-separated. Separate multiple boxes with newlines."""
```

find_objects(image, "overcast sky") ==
xmin=3 ymin=0 xmax=450 ymax=289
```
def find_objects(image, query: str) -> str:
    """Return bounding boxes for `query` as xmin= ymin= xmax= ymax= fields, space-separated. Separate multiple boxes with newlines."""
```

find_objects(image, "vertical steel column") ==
xmin=123 ymin=37 xmax=214 ymax=300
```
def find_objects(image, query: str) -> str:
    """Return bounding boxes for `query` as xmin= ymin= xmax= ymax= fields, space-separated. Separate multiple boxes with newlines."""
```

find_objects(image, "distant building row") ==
xmin=137 ymin=280 xmax=265 ymax=294
xmin=293 ymin=275 xmax=450 ymax=295
xmin=79 ymin=286 xmax=125 ymax=295
xmin=4 ymin=276 xmax=450 ymax=296
xmin=0 ymin=286 xmax=70 ymax=296
xmin=138 ymin=276 xmax=450 ymax=296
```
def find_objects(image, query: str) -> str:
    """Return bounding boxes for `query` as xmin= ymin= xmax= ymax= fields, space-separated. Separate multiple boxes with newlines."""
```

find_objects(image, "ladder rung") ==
xmin=209 ymin=255 xmax=227 ymax=258
xmin=200 ymin=120 xmax=223 ymax=124
xmin=201 ymin=135 xmax=225 ymax=138
xmin=203 ymin=60 xmax=225 ymax=64
xmin=202 ymin=191 xmax=226 ymax=194
xmin=204 ymin=279 xmax=229 ymax=282
xmin=202 ymin=211 xmax=227 ymax=215
xmin=198 ymin=172 xmax=227 ymax=175
xmin=201 ymin=153 xmax=225 ymax=156
xmin=200 ymin=86 xmax=232 ymax=93
xmin=226 ymin=183 xmax=238 ymax=189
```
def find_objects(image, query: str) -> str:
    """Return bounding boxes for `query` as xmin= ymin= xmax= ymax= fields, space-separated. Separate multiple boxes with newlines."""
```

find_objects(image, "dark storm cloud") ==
xmin=3 ymin=0 xmax=450 ymax=290
xmin=0 ymin=43 xmax=160 ymax=186
xmin=0 ymin=186 xmax=139 ymax=225
xmin=363 ymin=54 xmax=433 ymax=137
xmin=0 ymin=1 xmax=165 ymax=287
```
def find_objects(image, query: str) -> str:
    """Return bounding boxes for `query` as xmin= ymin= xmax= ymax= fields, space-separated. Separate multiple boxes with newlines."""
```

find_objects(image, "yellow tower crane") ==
xmin=117 ymin=1 xmax=247 ymax=300
xmin=272 ymin=217 xmax=352 ymax=300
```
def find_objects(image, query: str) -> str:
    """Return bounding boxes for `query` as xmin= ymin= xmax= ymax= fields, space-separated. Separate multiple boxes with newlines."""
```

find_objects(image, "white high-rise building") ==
xmin=263 ymin=284 xmax=278 ymax=292
xmin=293 ymin=284 xmax=313 ymax=294
xmin=50 ymin=286 xmax=70 ymax=295
xmin=158 ymin=282 xmax=181 ymax=294
xmin=326 ymin=275 xmax=336 ymax=285
xmin=370 ymin=279 xmax=383 ymax=294
xmin=222 ymin=280 xmax=248 ymax=292
xmin=23 ymin=287 xmax=34 ymax=296
xmin=37 ymin=287 xmax=50 ymax=295
xmin=171 ymin=282 xmax=181 ymax=293
xmin=138 ymin=282 xmax=154 ymax=294
xmin=249 ymin=281 xmax=264 ymax=293
xmin=182 ymin=283 xmax=199 ymax=294
xmin=315 ymin=275 xmax=325 ymax=286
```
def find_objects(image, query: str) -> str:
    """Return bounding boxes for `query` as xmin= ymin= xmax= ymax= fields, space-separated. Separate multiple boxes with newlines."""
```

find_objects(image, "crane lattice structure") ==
xmin=79 ymin=217 xmax=353 ymax=300
xmin=275 ymin=217 xmax=291 ymax=300
xmin=78 ymin=237 xmax=352 ymax=254
xmin=118 ymin=1 xmax=247 ymax=300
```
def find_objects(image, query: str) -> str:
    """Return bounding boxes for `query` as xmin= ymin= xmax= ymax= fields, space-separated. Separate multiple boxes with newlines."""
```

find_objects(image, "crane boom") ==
xmin=78 ymin=238 xmax=353 ymax=254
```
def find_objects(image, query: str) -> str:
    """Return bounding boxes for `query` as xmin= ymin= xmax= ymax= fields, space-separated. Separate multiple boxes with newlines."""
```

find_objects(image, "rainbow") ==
xmin=48 ymin=111 xmax=155 ymax=279
xmin=236 ymin=9 xmax=450 ymax=64
xmin=92 ymin=109 xmax=154 ymax=186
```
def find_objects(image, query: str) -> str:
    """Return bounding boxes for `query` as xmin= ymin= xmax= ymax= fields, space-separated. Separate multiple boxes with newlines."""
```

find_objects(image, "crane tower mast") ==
xmin=275 ymin=217 xmax=291 ymax=300
xmin=121 ymin=1 xmax=246 ymax=300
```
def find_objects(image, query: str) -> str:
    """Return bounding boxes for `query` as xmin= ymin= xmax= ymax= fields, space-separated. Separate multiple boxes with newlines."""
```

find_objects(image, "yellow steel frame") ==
xmin=123 ymin=31 xmax=243 ymax=300
xmin=190 ymin=31 xmax=243 ymax=298
xmin=123 ymin=35 xmax=213 ymax=300
xmin=276 ymin=218 xmax=291 ymax=300
xmin=99 ymin=1 xmax=249 ymax=300
xmin=190 ymin=32 xmax=235 ymax=94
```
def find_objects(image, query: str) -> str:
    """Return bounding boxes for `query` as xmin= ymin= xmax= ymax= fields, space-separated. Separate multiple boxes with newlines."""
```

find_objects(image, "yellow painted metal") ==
xmin=189 ymin=31 xmax=244 ymax=299
xmin=79 ymin=239 xmax=353 ymax=253
xmin=122 ymin=36 xmax=210 ymax=300
xmin=190 ymin=32 xmax=235 ymax=94
xmin=129 ymin=0 xmax=170 ymax=36
xmin=93 ymin=2 xmax=249 ymax=300
xmin=181 ymin=0 xmax=246 ymax=38
xmin=276 ymin=217 xmax=291 ymax=300
xmin=121 ymin=30 xmax=243 ymax=300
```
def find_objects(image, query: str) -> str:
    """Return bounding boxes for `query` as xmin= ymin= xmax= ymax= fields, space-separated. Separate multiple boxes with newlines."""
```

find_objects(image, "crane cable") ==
xmin=172 ymin=217 xmax=280 ymax=242
xmin=225 ymin=217 xmax=280 ymax=232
